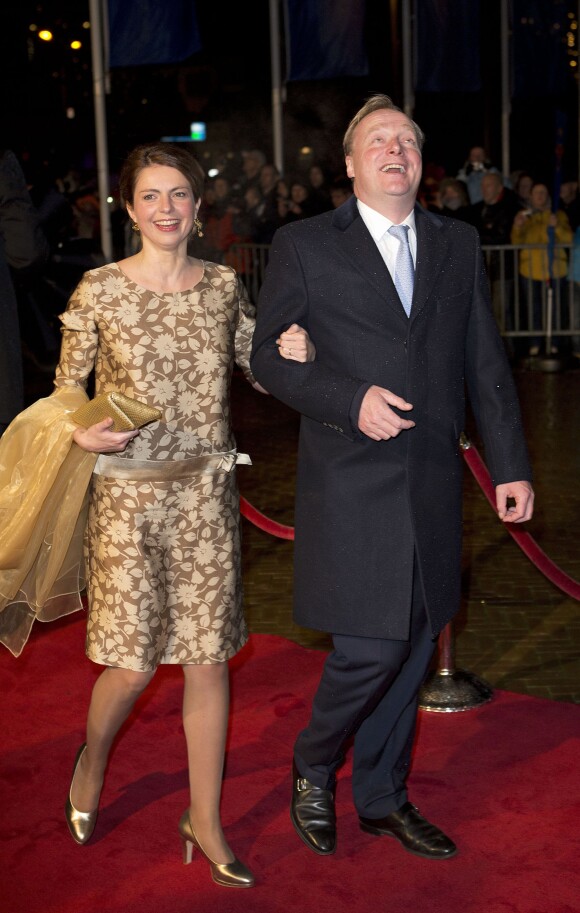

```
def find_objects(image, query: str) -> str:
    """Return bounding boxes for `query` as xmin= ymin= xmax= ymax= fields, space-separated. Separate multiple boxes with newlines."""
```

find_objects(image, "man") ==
xmin=250 ymin=95 xmax=533 ymax=861
xmin=558 ymin=176 xmax=580 ymax=232
xmin=434 ymin=177 xmax=472 ymax=221
xmin=468 ymin=171 xmax=523 ymax=333
xmin=456 ymin=145 xmax=503 ymax=204
xmin=0 ymin=148 xmax=49 ymax=435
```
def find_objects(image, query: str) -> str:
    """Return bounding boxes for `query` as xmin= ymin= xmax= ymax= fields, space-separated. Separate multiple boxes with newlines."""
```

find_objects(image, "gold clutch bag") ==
xmin=71 ymin=392 xmax=162 ymax=431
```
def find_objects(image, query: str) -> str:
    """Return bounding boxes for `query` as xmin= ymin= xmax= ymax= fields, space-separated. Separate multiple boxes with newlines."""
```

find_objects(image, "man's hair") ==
xmin=343 ymin=94 xmax=425 ymax=157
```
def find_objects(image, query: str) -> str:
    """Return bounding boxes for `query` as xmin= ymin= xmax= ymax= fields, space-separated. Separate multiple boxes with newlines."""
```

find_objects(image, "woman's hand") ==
xmin=72 ymin=418 xmax=140 ymax=453
xmin=277 ymin=323 xmax=316 ymax=362
xmin=513 ymin=210 xmax=530 ymax=230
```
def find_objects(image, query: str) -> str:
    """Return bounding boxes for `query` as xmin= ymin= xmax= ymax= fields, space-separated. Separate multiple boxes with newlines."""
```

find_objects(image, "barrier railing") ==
xmin=229 ymin=240 xmax=580 ymax=351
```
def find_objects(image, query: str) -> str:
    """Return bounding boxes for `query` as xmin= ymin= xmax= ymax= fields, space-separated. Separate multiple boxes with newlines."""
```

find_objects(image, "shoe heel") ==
xmin=181 ymin=835 xmax=194 ymax=865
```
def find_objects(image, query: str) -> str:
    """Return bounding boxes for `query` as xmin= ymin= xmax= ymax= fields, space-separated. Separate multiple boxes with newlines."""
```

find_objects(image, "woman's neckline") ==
xmin=113 ymin=259 xmax=207 ymax=296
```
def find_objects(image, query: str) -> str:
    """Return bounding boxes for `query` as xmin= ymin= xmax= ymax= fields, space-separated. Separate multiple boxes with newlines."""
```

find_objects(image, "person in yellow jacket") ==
xmin=511 ymin=182 xmax=572 ymax=355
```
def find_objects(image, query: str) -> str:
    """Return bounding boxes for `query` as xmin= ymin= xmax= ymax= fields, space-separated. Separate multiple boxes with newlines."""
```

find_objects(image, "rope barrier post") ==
xmin=419 ymin=430 xmax=493 ymax=712
xmin=419 ymin=620 xmax=493 ymax=712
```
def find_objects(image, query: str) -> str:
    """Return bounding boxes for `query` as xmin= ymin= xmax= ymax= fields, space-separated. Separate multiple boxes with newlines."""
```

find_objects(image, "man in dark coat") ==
xmin=250 ymin=95 xmax=534 ymax=861
xmin=0 ymin=149 xmax=49 ymax=434
xmin=467 ymin=171 xmax=524 ymax=338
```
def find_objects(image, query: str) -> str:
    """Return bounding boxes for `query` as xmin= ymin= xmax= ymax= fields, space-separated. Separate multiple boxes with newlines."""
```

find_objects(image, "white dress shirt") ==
xmin=356 ymin=199 xmax=417 ymax=279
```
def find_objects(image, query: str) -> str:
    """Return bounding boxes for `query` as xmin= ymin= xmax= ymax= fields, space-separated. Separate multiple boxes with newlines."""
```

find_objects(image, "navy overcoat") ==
xmin=250 ymin=196 xmax=531 ymax=639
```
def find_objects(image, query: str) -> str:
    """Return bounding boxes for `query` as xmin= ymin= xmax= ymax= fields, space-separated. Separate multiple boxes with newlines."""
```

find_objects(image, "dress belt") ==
xmin=93 ymin=450 xmax=252 ymax=481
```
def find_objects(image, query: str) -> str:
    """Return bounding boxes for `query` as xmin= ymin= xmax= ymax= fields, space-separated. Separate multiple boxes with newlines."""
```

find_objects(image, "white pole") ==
xmin=500 ymin=0 xmax=511 ymax=179
xmin=401 ymin=0 xmax=415 ymax=117
xmin=89 ymin=0 xmax=113 ymax=261
xmin=269 ymin=0 xmax=284 ymax=174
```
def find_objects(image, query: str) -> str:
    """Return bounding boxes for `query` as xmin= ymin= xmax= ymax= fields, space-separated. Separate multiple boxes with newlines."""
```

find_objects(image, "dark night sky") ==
xmin=2 ymin=1 xmax=579 ymax=189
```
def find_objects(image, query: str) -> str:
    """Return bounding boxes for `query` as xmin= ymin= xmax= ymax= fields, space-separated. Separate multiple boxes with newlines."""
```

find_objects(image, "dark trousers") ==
xmin=294 ymin=567 xmax=437 ymax=818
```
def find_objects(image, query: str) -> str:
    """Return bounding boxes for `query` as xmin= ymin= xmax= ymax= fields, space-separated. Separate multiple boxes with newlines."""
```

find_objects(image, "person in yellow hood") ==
xmin=511 ymin=182 xmax=572 ymax=355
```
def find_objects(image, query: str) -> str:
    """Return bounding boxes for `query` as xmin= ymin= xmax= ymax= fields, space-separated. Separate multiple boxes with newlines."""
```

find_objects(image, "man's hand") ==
xmin=358 ymin=385 xmax=415 ymax=441
xmin=496 ymin=480 xmax=534 ymax=523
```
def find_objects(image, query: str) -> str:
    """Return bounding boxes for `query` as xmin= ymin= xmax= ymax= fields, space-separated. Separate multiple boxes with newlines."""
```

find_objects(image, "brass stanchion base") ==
xmin=525 ymin=354 xmax=566 ymax=374
xmin=419 ymin=668 xmax=493 ymax=713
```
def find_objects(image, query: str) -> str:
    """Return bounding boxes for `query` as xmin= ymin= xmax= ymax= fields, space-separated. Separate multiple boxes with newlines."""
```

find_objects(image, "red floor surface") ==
xmin=2 ymin=614 xmax=579 ymax=913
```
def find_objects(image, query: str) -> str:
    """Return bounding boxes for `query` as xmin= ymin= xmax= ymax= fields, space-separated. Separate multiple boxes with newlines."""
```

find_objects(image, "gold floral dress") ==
xmin=54 ymin=261 xmax=256 ymax=671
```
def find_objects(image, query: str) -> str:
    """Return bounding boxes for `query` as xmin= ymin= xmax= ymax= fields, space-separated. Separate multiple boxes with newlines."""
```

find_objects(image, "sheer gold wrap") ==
xmin=0 ymin=386 xmax=97 ymax=656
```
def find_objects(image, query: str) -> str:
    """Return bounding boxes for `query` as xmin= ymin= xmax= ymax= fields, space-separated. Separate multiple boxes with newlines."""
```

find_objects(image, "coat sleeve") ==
xmin=250 ymin=227 xmax=370 ymax=438
xmin=0 ymin=150 xmax=49 ymax=275
xmin=464 ymin=241 xmax=533 ymax=485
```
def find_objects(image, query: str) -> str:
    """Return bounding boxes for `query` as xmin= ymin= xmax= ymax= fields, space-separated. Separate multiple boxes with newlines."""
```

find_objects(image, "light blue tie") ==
xmin=388 ymin=224 xmax=414 ymax=317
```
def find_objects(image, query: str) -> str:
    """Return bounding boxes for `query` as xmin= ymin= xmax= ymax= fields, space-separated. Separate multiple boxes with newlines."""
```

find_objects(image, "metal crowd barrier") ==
xmin=229 ymin=240 xmax=580 ymax=353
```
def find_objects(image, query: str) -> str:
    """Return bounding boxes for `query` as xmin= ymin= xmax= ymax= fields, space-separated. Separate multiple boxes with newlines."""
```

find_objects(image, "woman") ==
xmin=59 ymin=142 xmax=313 ymax=887
xmin=511 ymin=181 xmax=572 ymax=355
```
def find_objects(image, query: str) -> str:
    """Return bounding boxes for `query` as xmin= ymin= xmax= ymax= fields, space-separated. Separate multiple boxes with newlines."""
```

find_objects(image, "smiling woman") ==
xmin=50 ymin=141 xmax=266 ymax=882
xmin=0 ymin=139 xmax=312 ymax=887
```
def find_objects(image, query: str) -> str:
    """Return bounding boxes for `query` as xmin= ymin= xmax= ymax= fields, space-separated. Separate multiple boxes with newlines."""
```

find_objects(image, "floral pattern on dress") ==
xmin=54 ymin=261 xmax=256 ymax=669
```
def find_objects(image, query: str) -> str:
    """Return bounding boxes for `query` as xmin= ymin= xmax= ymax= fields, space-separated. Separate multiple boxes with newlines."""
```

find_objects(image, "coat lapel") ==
xmin=331 ymin=198 xmax=451 ymax=324
xmin=410 ymin=204 xmax=450 ymax=322
xmin=331 ymin=197 xmax=408 ymax=322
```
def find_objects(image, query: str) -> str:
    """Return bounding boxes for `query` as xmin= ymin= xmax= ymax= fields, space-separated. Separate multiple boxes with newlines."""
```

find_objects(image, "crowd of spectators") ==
xmin=3 ymin=140 xmax=580 ymax=403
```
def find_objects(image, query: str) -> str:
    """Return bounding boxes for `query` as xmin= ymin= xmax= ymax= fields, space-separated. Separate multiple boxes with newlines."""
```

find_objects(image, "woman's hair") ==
xmin=342 ymin=94 xmax=425 ymax=157
xmin=119 ymin=142 xmax=206 ymax=207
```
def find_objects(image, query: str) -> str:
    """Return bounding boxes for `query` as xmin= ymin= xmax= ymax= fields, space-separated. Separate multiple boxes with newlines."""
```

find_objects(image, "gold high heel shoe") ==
xmin=65 ymin=744 xmax=99 ymax=845
xmin=178 ymin=810 xmax=254 ymax=888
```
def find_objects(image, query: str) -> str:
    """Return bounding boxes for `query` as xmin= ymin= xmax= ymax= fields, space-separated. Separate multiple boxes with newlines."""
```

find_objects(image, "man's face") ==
xmin=560 ymin=181 xmax=578 ymax=204
xmin=243 ymin=154 xmax=262 ymax=178
xmin=469 ymin=146 xmax=485 ymax=164
xmin=481 ymin=175 xmax=502 ymax=205
xmin=345 ymin=109 xmax=422 ymax=211
xmin=442 ymin=188 xmax=463 ymax=211
xmin=260 ymin=165 xmax=278 ymax=192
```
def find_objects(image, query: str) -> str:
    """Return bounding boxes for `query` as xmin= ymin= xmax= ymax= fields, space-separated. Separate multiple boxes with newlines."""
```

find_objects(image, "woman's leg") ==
xmin=182 ymin=662 xmax=233 ymax=863
xmin=71 ymin=666 xmax=156 ymax=812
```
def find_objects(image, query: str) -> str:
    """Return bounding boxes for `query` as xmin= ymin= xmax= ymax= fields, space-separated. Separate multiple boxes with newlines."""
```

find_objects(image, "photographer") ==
xmin=457 ymin=145 xmax=503 ymax=204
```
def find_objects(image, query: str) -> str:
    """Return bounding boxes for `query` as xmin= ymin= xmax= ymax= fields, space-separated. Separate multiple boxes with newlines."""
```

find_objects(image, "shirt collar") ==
xmin=356 ymin=198 xmax=417 ymax=242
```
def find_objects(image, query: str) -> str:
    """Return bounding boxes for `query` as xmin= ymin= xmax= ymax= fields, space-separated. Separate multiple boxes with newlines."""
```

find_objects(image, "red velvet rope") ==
xmin=460 ymin=440 xmax=580 ymax=601
xmin=240 ymin=443 xmax=580 ymax=601
xmin=239 ymin=496 xmax=295 ymax=540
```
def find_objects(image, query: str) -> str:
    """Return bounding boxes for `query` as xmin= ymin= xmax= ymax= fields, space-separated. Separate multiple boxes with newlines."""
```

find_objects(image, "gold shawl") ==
xmin=0 ymin=386 xmax=97 ymax=656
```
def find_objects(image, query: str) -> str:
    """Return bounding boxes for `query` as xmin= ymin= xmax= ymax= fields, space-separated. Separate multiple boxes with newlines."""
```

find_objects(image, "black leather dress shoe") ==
xmin=290 ymin=761 xmax=336 ymax=855
xmin=359 ymin=802 xmax=457 ymax=859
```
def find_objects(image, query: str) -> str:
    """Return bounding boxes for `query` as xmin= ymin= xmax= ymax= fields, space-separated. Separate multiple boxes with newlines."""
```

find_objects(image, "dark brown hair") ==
xmin=119 ymin=142 xmax=206 ymax=207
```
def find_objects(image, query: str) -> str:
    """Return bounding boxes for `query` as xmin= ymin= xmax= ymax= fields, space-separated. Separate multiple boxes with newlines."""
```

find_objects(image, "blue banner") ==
xmin=285 ymin=0 xmax=369 ymax=82
xmin=108 ymin=0 xmax=201 ymax=68
xmin=415 ymin=0 xmax=481 ymax=93
xmin=511 ymin=0 xmax=571 ymax=98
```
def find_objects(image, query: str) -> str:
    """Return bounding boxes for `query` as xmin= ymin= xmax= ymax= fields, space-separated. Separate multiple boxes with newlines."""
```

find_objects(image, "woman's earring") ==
xmin=131 ymin=222 xmax=140 ymax=232
xmin=193 ymin=217 xmax=204 ymax=238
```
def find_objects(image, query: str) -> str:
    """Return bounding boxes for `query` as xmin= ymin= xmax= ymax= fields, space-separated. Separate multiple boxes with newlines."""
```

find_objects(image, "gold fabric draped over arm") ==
xmin=0 ymin=385 xmax=97 ymax=656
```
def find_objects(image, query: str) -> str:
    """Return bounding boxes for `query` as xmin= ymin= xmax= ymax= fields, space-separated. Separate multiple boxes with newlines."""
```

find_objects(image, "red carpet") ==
xmin=2 ymin=614 xmax=579 ymax=913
